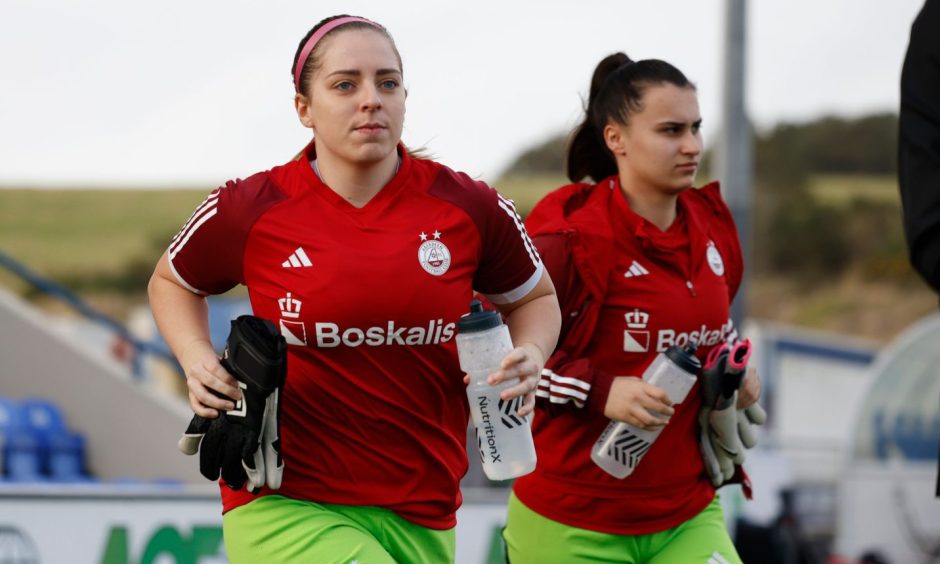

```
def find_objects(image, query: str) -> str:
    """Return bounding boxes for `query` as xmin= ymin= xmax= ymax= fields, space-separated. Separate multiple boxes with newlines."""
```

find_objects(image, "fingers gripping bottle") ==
xmin=591 ymin=343 xmax=701 ymax=479
xmin=457 ymin=300 xmax=537 ymax=481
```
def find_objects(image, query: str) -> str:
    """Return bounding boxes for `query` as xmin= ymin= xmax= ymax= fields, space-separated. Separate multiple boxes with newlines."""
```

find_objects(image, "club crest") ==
xmin=418 ymin=230 xmax=451 ymax=276
xmin=706 ymin=241 xmax=725 ymax=276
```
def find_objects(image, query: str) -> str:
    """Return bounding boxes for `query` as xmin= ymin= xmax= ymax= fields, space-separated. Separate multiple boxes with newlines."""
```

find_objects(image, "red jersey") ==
xmin=513 ymin=177 xmax=743 ymax=535
xmin=168 ymin=143 xmax=542 ymax=529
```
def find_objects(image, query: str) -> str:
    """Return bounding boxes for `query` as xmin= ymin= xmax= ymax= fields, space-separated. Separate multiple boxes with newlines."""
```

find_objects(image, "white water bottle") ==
xmin=457 ymin=299 xmax=537 ymax=481
xmin=592 ymin=343 xmax=701 ymax=479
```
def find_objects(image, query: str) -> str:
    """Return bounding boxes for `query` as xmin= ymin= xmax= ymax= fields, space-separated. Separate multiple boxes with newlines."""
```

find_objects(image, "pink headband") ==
xmin=293 ymin=16 xmax=384 ymax=93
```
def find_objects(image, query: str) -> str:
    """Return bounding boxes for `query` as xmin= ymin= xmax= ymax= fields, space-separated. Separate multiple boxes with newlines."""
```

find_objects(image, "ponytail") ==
xmin=566 ymin=53 xmax=631 ymax=183
xmin=565 ymin=52 xmax=694 ymax=184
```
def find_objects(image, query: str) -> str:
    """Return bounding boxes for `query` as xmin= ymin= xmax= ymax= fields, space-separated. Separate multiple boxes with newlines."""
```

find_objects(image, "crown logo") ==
xmin=278 ymin=292 xmax=302 ymax=319
xmin=624 ymin=309 xmax=649 ymax=329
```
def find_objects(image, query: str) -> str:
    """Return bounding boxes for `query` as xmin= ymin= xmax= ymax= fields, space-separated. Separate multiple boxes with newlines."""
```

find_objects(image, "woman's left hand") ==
xmin=463 ymin=342 xmax=545 ymax=417
xmin=736 ymin=366 xmax=762 ymax=409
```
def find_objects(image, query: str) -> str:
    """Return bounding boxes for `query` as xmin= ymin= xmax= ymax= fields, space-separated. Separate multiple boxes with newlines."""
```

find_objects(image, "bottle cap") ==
xmin=457 ymin=299 xmax=503 ymax=333
xmin=664 ymin=342 xmax=703 ymax=374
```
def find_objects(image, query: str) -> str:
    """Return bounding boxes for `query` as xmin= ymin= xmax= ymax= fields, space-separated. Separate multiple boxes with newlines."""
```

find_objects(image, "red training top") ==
xmin=168 ymin=143 xmax=543 ymax=529
xmin=513 ymin=177 xmax=743 ymax=535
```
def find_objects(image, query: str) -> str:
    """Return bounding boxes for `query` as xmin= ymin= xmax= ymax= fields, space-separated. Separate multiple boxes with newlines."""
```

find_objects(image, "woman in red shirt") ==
xmin=148 ymin=14 xmax=560 ymax=563
xmin=504 ymin=53 xmax=761 ymax=563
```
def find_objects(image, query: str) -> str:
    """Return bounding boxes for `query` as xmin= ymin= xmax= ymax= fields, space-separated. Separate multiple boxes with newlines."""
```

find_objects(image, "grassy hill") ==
xmin=0 ymin=188 xmax=207 ymax=279
xmin=0 ymin=188 xmax=209 ymax=316
xmin=0 ymin=175 xmax=936 ymax=343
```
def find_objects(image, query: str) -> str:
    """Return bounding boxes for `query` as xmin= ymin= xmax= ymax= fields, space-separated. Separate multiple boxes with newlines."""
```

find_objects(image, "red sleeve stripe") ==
xmin=169 ymin=207 xmax=217 ymax=260
xmin=535 ymin=368 xmax=589 ymax=407
xmin=496 ymin=193 xmax=541 ymax=268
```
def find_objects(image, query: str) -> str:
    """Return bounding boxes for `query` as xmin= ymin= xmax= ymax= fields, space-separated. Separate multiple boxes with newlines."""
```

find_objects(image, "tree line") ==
xmin=500 ymin=112 xmax=912 ymax=284
xmin=501 ymin=112 xmax=897 ymax=179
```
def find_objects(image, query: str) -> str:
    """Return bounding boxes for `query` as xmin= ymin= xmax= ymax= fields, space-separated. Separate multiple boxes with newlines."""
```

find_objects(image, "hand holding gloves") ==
xmin=698 ymin=339 xmax=766 ymax=488
xmin=178 ymin=315 xmax=287 ymax=493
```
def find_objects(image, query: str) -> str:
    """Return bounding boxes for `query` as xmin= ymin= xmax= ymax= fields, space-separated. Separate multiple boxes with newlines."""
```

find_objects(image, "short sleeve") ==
xmin=473 ymin=190 xmax=543 ymax=304
xmin=167 ymin=173 xmax=284 ymax=295
xmin=426 ymin=167 xmax=543 ymax=304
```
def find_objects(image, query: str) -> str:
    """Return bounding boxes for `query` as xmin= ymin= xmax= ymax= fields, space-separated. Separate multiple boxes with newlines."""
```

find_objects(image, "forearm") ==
xmin=483 ymin=271 xmax=561 ymax=415
xmin=504 ymin=292 xmax=561 ymax=365
xmin=147 ymin=252 xmax=215 ymax=367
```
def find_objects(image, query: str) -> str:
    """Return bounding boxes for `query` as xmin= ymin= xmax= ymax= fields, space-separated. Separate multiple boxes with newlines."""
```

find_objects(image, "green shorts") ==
xmin=222 ymin=495 xmax=455 ymax=563
xmin=503 ymin=492 xmax=741 ymax=564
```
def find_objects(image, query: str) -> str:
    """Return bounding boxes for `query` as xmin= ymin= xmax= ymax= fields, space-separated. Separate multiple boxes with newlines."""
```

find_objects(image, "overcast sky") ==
xmin=0 ymin=0 xmax=925 ymax=187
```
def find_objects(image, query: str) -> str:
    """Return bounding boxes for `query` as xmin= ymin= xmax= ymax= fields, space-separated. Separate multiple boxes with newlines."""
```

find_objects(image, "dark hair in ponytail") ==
xmin=566 ymin=53 xmax=694 ymax=183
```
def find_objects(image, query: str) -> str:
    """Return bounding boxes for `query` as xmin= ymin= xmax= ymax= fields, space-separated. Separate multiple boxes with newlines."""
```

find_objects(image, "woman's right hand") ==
xmin=181 ymin=340 xmax=242 ymax=418
xmin=603 ymin=376 xmax=674 ymax=430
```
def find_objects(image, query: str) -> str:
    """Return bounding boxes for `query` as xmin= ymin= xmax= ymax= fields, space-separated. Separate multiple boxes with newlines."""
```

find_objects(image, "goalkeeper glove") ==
xmin=177 ymin=315 xmax=286 ymax=493
xmin=698 ymin=339 xmax=765 ymax=487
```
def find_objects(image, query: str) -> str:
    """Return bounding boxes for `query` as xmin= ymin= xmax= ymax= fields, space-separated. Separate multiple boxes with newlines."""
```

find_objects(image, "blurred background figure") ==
xmin=735 ymin=488 xmax=824 ymax=564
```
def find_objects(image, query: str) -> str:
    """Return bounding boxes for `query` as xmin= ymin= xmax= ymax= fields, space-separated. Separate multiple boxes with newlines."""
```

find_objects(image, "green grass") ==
xmin=0 ymin=172 xmax=900 ymax=295
xmin=0 ymin=178 xmax=564 ymax=285
xmin=497 ymin=173 xmax=901 ymax=215
xmin=494 ymin=174 xmax=568 ymax=216
xmin=808 ymin=174 xmax=899 ymax=207
xmin=0 ymin=188 xmax=208 ymax=282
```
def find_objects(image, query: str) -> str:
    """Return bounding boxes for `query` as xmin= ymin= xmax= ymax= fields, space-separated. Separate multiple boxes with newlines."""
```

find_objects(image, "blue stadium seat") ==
xmin=0 ymin=397 xmax=96 ymax=482
xmin=48 ymin=430 xmax=89 ymax=483
xmin=6 ymin=429 xmax=45 ymax=482
xmin=0 ymin=397 xmax=23 ymax=479
xmin=19 ymin=398 xmax=66 ymax=474
xmin=20 ymin=398 xmax=65 ymax=435
xmin=0 ymin=396 xmax=20 ymax=430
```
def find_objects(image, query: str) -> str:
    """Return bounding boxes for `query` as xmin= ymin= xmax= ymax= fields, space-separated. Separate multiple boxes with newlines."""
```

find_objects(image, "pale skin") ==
xmin=600 ymin=83 xmax=761 ymax=430
xmin=148 ymin=27 xmax=560 ymax=419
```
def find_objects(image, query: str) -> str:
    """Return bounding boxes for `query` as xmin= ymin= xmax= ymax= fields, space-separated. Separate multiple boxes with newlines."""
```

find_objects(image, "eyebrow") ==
xmin=657 ymin=119 xmax=703 ymax=127
xmin=325 ymin=68 xmax=402 ymax=79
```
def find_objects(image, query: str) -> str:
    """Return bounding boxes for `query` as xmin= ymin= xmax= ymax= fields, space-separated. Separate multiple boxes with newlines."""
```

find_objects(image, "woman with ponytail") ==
xmin=148 ymin=14 xmax=560 ymax=562
xmin=504 ymin=53 xmax=761 ymax=563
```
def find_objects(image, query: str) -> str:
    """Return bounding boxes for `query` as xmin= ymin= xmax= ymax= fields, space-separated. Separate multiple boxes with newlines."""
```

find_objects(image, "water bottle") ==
xmin=591 ymin=343 xmax=701 ymax=479
xmin=457 ymin=299 xmax=537 ymax=481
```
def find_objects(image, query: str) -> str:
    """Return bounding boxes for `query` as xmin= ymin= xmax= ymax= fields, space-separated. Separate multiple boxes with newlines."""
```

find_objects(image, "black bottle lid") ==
xmin=664 ymin=342 xmax=702 ymax=374
xmin=457 ymin=299 xmax=503 ymax=333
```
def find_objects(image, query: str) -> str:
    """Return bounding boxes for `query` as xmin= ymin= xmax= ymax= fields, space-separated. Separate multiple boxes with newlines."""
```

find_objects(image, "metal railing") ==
xmin=0 ymin=249 xmax=179 ymax=379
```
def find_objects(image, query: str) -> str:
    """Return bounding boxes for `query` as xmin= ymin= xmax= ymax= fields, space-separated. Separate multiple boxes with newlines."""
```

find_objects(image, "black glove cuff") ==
xmin=221 ymin=315 xmax=287 ymax=394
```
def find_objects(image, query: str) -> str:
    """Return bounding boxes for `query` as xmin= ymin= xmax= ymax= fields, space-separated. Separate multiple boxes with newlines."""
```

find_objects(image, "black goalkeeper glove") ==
xmin=177 ymin=315 xmax=286 ymax=493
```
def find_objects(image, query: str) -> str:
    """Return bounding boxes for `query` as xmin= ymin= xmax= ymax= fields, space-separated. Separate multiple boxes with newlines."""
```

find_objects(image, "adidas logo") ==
xmin=624 ymin=260 xmax=649 ymax=278
xmin=282 ymin=247 xmax=312 ymax=268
